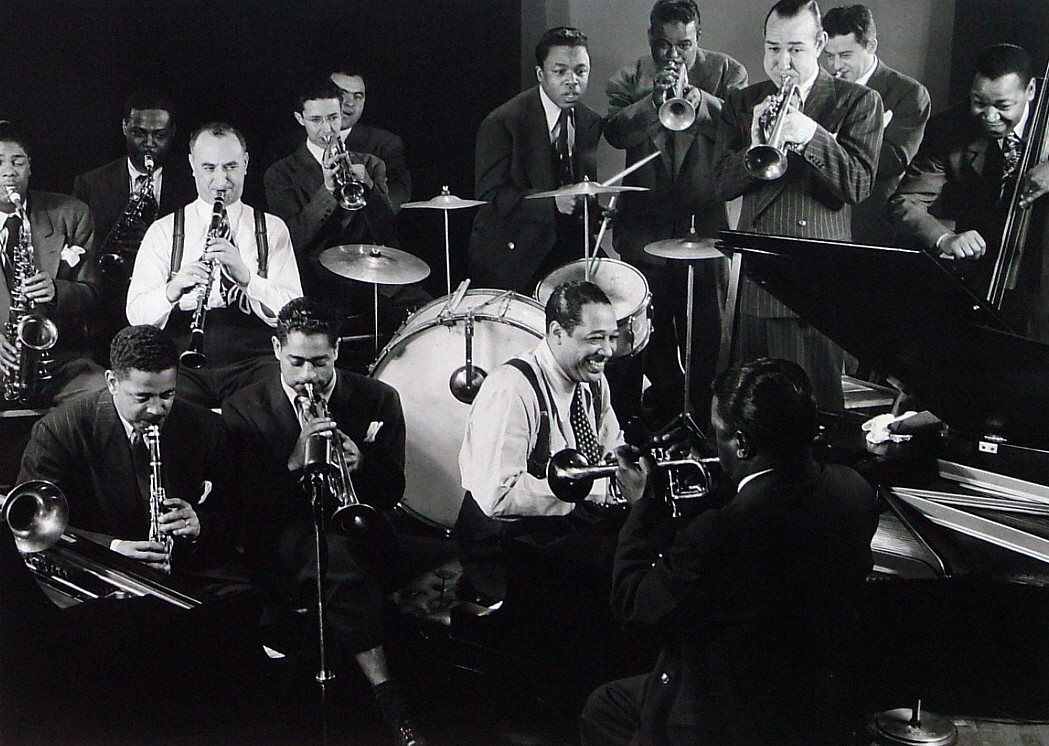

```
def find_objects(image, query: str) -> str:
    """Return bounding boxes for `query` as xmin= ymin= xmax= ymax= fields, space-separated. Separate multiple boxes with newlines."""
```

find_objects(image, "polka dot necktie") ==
xmin=999 ymin=132 xmax=1024 ymax=201
xmin=570 ymin=385 xmax=602 ymax=466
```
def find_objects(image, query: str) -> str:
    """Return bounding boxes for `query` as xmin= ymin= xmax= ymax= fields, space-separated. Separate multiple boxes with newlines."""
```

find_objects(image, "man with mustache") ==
xmin=456 ymin=280 xmax=625 ymax=607
xmin=468 ymin=27 xmax=603 ymax=293
xmin=18 ymin=324 xmax=236 ymax=574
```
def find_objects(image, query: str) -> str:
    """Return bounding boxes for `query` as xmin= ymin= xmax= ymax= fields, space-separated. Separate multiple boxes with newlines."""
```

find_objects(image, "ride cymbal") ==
xmin=319 ymin=244 xmax=431 ymax=285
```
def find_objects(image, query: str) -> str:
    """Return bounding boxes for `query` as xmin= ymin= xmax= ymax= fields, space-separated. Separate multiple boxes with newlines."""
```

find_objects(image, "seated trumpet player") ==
xmin=222 ymin=298 xmax=426 ymax=746
xmin=580 ymin=357 xmax=880 ymax=746
xmin=17 ymin=325 xmax=238 ymax=575
xmin=456 ymin=280 xmax=625 ymax=608
xmin=713 ymin=0 xmax=883 ymax=412
xmin=0 ymin=121 xmax=106 ymax=407
xmin=265 ymin=80 xmax=408 ymax=325
xmin=126 ymin=122 xmax=302 ymax=408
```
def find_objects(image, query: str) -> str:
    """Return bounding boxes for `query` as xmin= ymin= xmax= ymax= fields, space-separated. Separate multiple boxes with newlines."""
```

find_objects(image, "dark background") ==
xmin=0 ymin=0 xmax=522 ymax=293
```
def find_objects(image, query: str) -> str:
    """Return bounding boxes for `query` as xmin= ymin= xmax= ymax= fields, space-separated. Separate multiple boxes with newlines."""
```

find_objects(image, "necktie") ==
xmin=1 ymin=215 xmax=19 ymax=310
xmin=136 ymin=174 xmax=159 ymax=218
xmin=130 ymin=432 xmax=152 ymax=509
xmin=999 ymin=132 xmax=1024 ymax=201
xmin=570 ymin=385 xmax=602 ymax=466
xmin=555 ymin=108 xmax=575 ymax=185
xmin=214 ymin=213 xmax=251 ymax=314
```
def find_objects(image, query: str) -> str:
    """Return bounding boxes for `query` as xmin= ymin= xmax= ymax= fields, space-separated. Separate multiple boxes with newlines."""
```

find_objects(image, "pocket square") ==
xmin=365 ymin=421 xmax=384 ymax=443
xmin=61 ymin=244 xmax=86 ymax=267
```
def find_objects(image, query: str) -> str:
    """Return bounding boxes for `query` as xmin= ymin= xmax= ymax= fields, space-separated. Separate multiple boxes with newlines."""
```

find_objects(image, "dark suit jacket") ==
xmin=344 ymin=123 xmax=412 ymax=211
xmin=612 ymin=464 xmax=878 ymax=745
xmin=13 ymin=191 xmax=100 ymax=357
xmin=853 ymin=61 xmax=931 ymax=246
xmin=605 ymin=50 xmax=748 ymax=262
xmin=222 ymin=372 xmax=406 ymax=569
xmin=467 ymin=87 xmax=603 ymax=291
xmin=72 ymin=156 xmax=197 ymax=247
xmin=17 ymin=390 xmax=236 ymax=571
xmin=264 ymin=143 xmax=398 ymax=308
xmin=715 ymin=71 xmax=883 ymax=317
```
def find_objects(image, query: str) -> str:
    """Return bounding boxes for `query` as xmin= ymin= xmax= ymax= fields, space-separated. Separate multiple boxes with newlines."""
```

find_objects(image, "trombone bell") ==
xmin=1 ymin=480 xmax=69 ymax=553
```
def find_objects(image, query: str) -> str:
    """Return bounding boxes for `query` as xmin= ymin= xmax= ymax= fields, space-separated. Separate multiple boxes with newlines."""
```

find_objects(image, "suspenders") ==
xmin=168 ymin=205 xmax=269 ymax=281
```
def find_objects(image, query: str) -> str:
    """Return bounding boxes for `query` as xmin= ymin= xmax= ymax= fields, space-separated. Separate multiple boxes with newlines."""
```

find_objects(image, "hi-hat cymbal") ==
xmin=644 ymin=236 xmax=724 ymax=261
xmin=319 ymin=244 xmax=431 ymax=285
xmin=527 ymin=180 xmax=648 ymax=200
xmin=402 ymin=186 xmax=487 ymax=210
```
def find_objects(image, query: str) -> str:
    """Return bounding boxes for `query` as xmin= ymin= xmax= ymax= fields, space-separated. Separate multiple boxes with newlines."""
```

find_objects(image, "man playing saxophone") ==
xmin=0 ymin=121 xmax=106 ymax=406
xmin=18 ymin=325 xmax=237 ymax=574
xmin=223 ymin=297 xmax=426 ymax=746
xmin=126 ymin=122 xmax=302 ymax=408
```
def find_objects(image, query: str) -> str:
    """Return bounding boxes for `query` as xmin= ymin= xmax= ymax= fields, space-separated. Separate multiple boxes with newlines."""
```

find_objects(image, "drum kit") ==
xmin=317 ymin=169 xmax=725 ymax=532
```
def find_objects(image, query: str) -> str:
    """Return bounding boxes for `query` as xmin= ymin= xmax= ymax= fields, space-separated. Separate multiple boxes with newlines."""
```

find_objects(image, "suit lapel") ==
xmin=742 ymin=81 xmax=794 ymax=225
xmin=92 ymin=393 xmax=140 ymax=507
xmin=526 ymin=90 xmax=558 ymax=190
xmin=27 ymin=192 xmax=61 ymax=278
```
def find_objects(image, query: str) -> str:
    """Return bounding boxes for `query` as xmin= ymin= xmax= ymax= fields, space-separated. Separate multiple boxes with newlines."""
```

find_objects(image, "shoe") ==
xmin=392 ymin=718 xmax=428 ymax=746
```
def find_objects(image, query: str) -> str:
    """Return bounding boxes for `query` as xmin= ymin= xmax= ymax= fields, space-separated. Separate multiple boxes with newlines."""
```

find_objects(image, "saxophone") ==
xmin=2 ymin=187 xmax=58 ymax=404
xmin=142 ymin=424 xmax=174 ymax=570
xmin=98 ymin=154 xmax=159 ymax=281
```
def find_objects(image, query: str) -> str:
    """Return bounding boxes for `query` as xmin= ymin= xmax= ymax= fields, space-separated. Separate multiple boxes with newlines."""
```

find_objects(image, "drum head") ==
xmin=372 ymin=291 xmax=545 ymax=529
xmin=535 ymin=258 xmax=648 ymax=320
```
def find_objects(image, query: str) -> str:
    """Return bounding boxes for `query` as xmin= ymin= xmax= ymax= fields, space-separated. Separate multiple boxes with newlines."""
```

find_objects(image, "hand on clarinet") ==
xmin=165 ymin=261 xmax=212 ymax=303
xmin=203 ymin=234 xmax=250 ymax=287
xmin=111 ymin=538 xmax=172 ymax=571
xmin=158 ymin=497 xmax=200 ymax=540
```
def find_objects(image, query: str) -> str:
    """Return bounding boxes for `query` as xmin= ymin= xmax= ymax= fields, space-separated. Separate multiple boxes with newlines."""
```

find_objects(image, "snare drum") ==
xmin=535 ymin=258 xmax=651 ymax=358
xmin=370 ymin=290 xmax=546 ymax=530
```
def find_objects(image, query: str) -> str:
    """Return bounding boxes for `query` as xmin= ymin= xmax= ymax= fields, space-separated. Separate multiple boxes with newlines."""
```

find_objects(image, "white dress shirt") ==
xmin=127 ymin=158 xmax=163 ymax=205
xmin=539 ymin=85 xmax=575 ymax=153
xmin=459 ymin=338 xmax=623 ymax=519
xmin=126 ymin=197 xmax=302 ymax=328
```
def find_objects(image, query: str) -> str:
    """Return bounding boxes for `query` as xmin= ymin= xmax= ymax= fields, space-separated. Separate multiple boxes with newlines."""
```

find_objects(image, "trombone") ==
xmin=657 ymin=62 xmax=697 ymax=131
xmin=1 ymin=480 xmax=68 ymax=553
xmin=744 ymin=74 xmax=802 ymax=180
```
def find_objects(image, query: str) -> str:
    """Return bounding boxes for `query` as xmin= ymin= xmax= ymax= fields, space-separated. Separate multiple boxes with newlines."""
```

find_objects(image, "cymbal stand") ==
xmin=587 ymin=151 xmax=662 ymax=280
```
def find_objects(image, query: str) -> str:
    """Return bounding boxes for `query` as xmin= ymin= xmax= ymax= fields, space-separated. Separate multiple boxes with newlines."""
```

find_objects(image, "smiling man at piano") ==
xmin=17 ymin=324 xmax=237 ymax=577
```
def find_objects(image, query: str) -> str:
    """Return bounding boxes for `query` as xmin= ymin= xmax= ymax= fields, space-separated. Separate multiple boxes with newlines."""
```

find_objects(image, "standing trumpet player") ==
xmin=713 ymin=0 xmax=883 ymax=411
xmin=223 ymin=298 xmax=427 ymax=746
xmin=127 ymin=122 xmax=302 ymax=408
xmin=0 ymin=121 xmax=106 ymax=406
xmin=605 ymin=0 xmax=748 ymax=424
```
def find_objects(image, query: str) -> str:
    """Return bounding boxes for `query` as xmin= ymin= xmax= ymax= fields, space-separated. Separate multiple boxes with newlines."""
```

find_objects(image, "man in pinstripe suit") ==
xmin=714 ymin=0 xmax=882 ymax=410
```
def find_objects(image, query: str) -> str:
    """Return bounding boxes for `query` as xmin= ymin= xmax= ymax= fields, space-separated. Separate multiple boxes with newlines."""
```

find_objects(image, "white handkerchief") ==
xmin=862 ymin=411 xmax=916 ymax=446
xmin=365 ymin=421 xmax=384 ymax=443
xmin=882 ymin=110 xmax=894 ymax=129
xmin=199 ymin=480 xmax=213 ymax=504
xmin=61 ymin=244 xmax=86 ymax=267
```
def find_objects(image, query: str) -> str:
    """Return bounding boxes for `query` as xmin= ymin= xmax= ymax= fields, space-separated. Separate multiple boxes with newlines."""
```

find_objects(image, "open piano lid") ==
xmin=718 ymin=230 xmax=1049 ymax=449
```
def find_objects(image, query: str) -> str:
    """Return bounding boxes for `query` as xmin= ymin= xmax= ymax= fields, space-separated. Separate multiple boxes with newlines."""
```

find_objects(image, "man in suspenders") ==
xmin=127 ymin=122 xmax=302 ymax=408
xmin=456 ymin=280 xmax=625 ymax=607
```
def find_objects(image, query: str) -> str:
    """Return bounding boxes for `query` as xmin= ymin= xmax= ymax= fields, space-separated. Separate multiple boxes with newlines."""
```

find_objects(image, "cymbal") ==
xmin=644 ymin=236 xmax=724 ymax=261
xmin=402 ymin=186 xmax=486 ymax=210
xmin=526 ymin=180 xmax=648 ymax=200
xmin=319 ymin=244 xmax=431 ymax=285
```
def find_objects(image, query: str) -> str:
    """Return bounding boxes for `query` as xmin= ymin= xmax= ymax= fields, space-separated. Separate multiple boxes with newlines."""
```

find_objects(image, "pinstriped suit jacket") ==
xmin=715 ymin=71 xmax=883 ymax=317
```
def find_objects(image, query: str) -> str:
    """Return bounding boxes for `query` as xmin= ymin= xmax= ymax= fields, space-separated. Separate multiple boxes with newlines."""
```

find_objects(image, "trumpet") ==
xmin=179 ymin=195 xmax=225 ymax=369
xmin=98 ymin=154 xmax=158 ymax=281
xmin=1 ymin=480 xmax=68 ymax=554
xmin=142 ymin=424 xmax=174 ymax=570
xmin=322 ymin=133 xmax=367 ymax=211
xmin=657 ymin=62 xmax=697 ymax=131
xmin=744 ymin=74 xmax=802 ymax=180
xmin=2 ymin=187 xmax=58 ymax=404
xmin=300 ymin=381 xmax=378 ymax=533
xmin=547 ymin=447 xmax=720 ymax=516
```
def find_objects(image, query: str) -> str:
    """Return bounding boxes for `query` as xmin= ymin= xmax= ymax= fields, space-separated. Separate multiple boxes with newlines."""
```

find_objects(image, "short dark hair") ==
xmin=545 ymin=281 xmax=612 ymax=334
xmin=766 ymin=0 xmax=823 ymax=35
xmin=713 ymin=357 xmax=818 ymax=465
xmin=650 ymin=0 xmax=701 ymax=31
xmin=188 ymin=121 xmax=248 ymax=152
xmin=331 ymin=64 xmax=365 ymax=81
xmin=296 ymin=79 xmax=345 ymax=113
xmin=122 ymin=88 xmax=176 ymax=121
xmin=0 ymin=121 xmax=31 ymax=158
xmin=109 ymin=325 xmax=178 ymax=379
xmin=535 ymin=27 xmax=589 ymax=67
xmin=276 ymin=297 xmax=340 ymax=346
xmin=823 ymin=5 xmax=875 ymax=46
xmin=975 ymin=43 xmax=1033 ymax=87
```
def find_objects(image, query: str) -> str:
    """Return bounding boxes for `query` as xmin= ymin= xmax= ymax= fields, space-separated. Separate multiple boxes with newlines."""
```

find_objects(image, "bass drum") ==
xmin=371 ymin=290 xmax=546 ymax=530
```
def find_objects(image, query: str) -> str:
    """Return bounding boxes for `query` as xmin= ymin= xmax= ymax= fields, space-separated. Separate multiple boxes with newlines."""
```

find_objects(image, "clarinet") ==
xmin=142 ymin=424 xmax=174 ymax=571
xmin=179 ymin=196 xmax=226 ymax=369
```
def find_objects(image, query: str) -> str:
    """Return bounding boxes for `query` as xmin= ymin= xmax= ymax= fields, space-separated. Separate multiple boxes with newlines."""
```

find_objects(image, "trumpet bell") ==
xmin=548 ymin=448 xmax=604 ymax=503
xmin=659 ymin=97 xmax=696 ymax=131
xmin=744 ymin=144 xmax=789 ymax=181
xmin=332 ymin=502 xmax=380 ymax=534
xmin=17 ymin=314 xmax=59 ymax=352
xmin=2 ymin=480 xmax=68 ymax=553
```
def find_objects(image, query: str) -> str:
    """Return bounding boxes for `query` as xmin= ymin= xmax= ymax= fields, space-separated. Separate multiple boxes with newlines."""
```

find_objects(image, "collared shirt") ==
xmin=126 ymin=196 xmax=302 ymax=329
xmin=280 ymin=370 xmax=337 ymax=424
xmin=796 ymin=67 xmax=819 ymax=106
xmin=115 ymin=408 xmax=138 ymax=443
xmin=539 ymin=85 xmax=575 ymax=153
xmin=854 ymin=56 xmax=878 ymax=88
xmin=736 ymin=468 xmax=775 ymax=494
xmin=305 ymin=139 xmax=327 ymax=169
xmin=127 ymin=158 xmax=164 ymax=205
xmin=459 ymin=338 xmax=624 ymax=519
xmin=1005 ymin=102 xmax=1030 ymax=145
